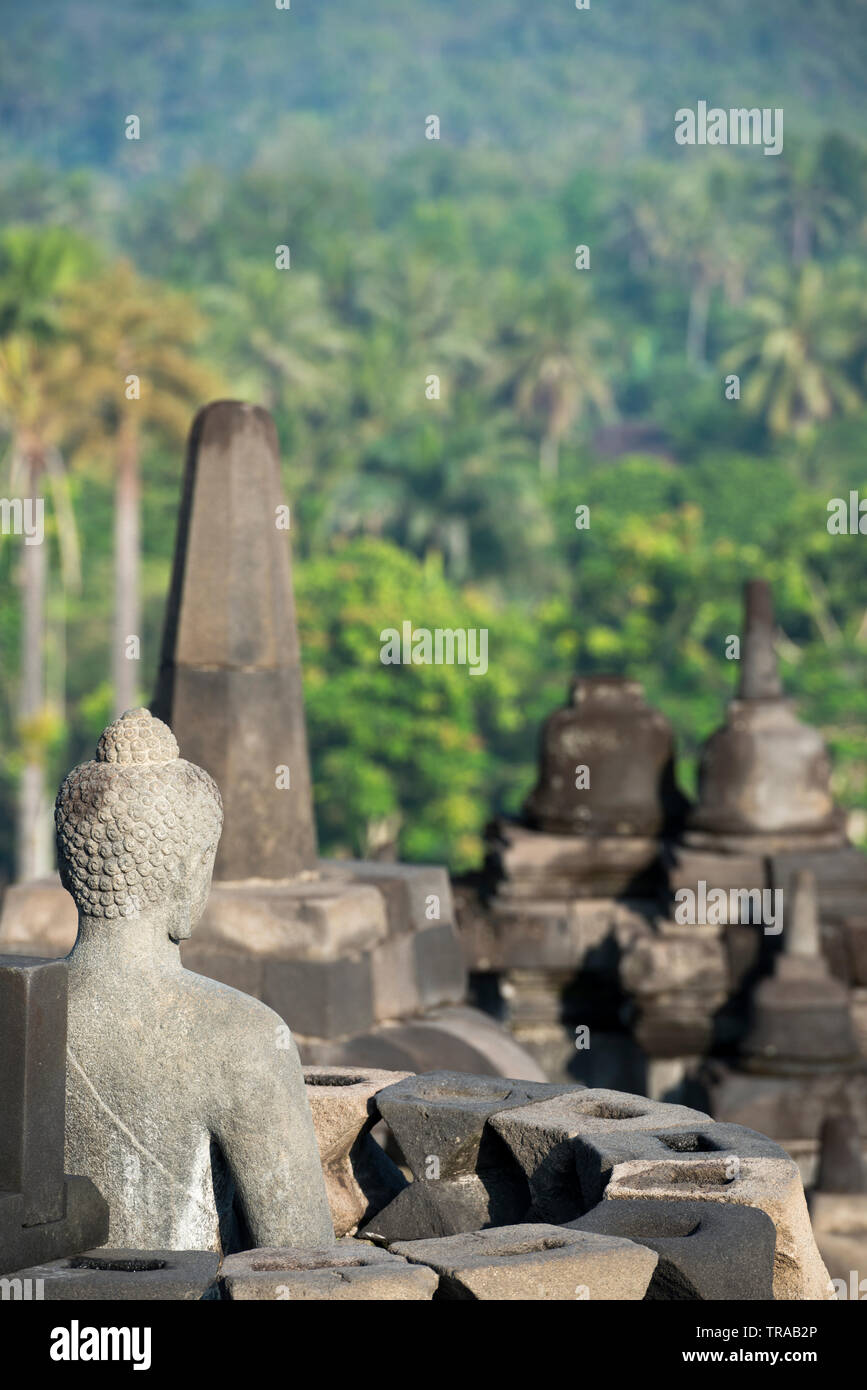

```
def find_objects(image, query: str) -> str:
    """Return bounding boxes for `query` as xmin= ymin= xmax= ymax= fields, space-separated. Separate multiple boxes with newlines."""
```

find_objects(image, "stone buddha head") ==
xmin=55 ymin=707 xmax=223 ymax=943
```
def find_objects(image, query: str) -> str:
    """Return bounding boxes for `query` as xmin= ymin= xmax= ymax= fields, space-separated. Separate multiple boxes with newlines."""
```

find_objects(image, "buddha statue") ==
xmin=56 ymin=707 xmax=333 ymax=1253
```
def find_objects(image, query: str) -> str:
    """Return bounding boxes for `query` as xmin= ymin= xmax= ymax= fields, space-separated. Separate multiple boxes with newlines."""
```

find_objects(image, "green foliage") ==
xmin=1 ymin=3 xmax=867 ymax=877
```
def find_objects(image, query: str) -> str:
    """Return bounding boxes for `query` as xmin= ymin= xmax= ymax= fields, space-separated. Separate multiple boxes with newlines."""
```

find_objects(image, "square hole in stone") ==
xmin=69 ymin=1257 xmax=167 ymax=1273
xmin=658 ymin=1132 xmax=720 ymax=1154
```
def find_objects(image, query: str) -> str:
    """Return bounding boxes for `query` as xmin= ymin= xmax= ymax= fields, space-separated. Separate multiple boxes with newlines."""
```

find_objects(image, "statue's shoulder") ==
xmin=176 ymin=966 xmax=287 ymax=1050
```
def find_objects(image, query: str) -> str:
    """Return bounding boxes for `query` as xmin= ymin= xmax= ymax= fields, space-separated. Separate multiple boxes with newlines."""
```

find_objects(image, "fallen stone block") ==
xmin=219 ymin=1239 xmax=437 ymax=1300
xmin=391 ymin=1223 xmax=658 ymax=1300
xmin=5 ymin=1249 xmax=220 ymax=1300
xmin=489 ymin=1088 xmax=710 ymax=1223
xmin=304 ymin=1066 xmax=409 ymax=1236
xmin=569 ymin=1197 xmax=776 ymax=1300
xmin=604 ymin=1154 xmax=834 ymax=1300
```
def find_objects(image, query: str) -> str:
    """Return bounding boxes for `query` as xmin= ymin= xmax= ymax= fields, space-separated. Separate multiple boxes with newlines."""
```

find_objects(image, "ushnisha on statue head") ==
xmin=55 ymin=707 xmax=222 ymax=942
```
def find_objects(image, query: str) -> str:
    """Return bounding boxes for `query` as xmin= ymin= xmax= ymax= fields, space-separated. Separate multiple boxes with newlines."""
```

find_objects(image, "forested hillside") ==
xmin=1 ymin=0 xmax=866 ymax=878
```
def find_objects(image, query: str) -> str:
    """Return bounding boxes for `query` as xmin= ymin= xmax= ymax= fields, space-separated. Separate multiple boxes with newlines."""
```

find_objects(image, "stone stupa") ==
xmin=703 ymin=867 xmax=867 ymax=1183
xmin=455 ymin=672 xmax=691 ymax=1085
xmin=660 ymin=579 xmax=867 ymax=1072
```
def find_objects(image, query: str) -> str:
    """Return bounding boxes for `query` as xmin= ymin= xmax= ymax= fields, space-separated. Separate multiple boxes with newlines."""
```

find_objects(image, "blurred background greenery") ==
xmin=1 ymin=0 xmax=866 ymax=881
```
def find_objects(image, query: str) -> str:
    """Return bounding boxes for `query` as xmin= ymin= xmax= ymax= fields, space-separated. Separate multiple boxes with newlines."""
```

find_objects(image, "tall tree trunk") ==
xmin=540 ymin=433 xmax=559 ymax=480
xmin=686 ymin=276 xmax=712 ymax=368
xmin=792 ymin=210 xmax=811 ymax=265
xmin=16 ymin=456 xmax=51 ymax=881
xmin=113 ymin=417 xmax=140 ymax=715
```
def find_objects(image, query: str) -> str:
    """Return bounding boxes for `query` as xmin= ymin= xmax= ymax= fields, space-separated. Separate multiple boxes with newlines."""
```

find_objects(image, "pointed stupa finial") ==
xmin=737 ymin=579 xmax=783 ymax=700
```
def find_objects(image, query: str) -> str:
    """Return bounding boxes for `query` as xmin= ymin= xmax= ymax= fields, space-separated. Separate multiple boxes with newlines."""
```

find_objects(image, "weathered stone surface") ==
xmin=740 ymin=872 xmax=858 ymax=1069
xmin=489 ymin=1088 xmax=710 ymax=1223
xmin=770 ymin=848 xmax=867 ymax=936
xmin=152 ymin=400 xmax=318 ymax=880
xmin=370 ymin=931 xmax=421 ymax=1022
xmin=573 ymin=1120 xmax=790 ymax=1211
xmin=815 ymin=1113 xmax=867 ymax=1194
xmin=392 ymin=1223 xmax=658 ymax=1300
xmin=738 ymin=579 xmax=783 ymax=700
xmin=619 ymin=921 xmax=728 ymax=1058
xmin=2 ymin=956 xmax=68 ymax=1224
xmin=360 ymin=1070 xmax=578 ymax=1239
xmin=666 ymin=846 xmax=769 ymax=903
xmin=190 ymin=880 xmax=389 ymax=961
xmin=304 ymin=1066 xmax=409 ymax=1236
xmin=375 ymin=1070 xmax=577 ymax=1179
xmin=844 ymin=918 xmax=867 ymax=988
xmin=604 ymin=1153 xmax=834 ymax=1300
xmin=6 ymin=1249 xmax=220 ymax=1300
xmin=808 ymin=1115 xmax=867 ymax=1293
xmin=320 ymin=860 xmax=454 ymax=936
xmin=361 ymin=1171 xmax=530 ymax=1243
xmin=706 ymin=1062 xmax=867 ymax=1149
xmin=809 ymin=1194 xmax=867 ymax=1289
xmin=485 ymin=820 xmax=663 ymax=902
xmin=413 ymin=923 xmax=467 ymax=1008
xmin=569 ymin=1197 xmax=776 ymax=1300
xmin=0 ymin=874 xmax=394 ymax=975
xmin=0 ymin=1180 xmax=109 ymax=1281
xmin=463 ymin=892 xmax=647 ymax=972
xmin=57 ymin=708 xmax=332 ymax=1253
xmin=321 ymin=1007 xmax=548 ymax=1081
xmin=0 ymin=956 xmax=109 ymax=1276
xmin=263 ymin=954 xmax=375 ymax=1040
xmin=220 ymin=1239 xmax=438 ymax=1300
xmin=522 ymin=675 xmax=687 ymax=839
xmin=480 ymin=965 xmax=647 ymax=1090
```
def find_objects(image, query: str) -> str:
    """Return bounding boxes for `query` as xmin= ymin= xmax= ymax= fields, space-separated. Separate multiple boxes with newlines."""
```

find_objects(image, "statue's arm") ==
xmin=212 ymin=1017 xmax=333 ymax=1249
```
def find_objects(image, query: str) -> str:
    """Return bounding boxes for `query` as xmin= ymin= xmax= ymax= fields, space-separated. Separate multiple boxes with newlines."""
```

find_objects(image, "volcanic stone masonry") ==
xmin=0 ymin=685 xmax=840 ymax=1300
xmin=1 ymin=1031 xmax=836 ymax=1299
xmin=455 ymin=579 xmax=867 ymax=1200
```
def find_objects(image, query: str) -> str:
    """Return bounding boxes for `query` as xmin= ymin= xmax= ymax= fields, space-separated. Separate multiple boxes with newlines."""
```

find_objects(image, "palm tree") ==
xmin=0 ymin=228 xmax=91 ymax=880
xmin=203 ymin=263 xmax=346 ymax=415
xmin=723 ymin=263 xmax=862 ymax=437
xmin=758 ymin=136 xmax=858 ymax=265
xmin=64 ymin=262 xmax=222 ymax=714
xmin=606 ymin=162 xmax=672 ymax=275
xmin=494 ymin=277 xmax=612 ymax=477
xmin=666 ymin=163 xmax=752 ymax=369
